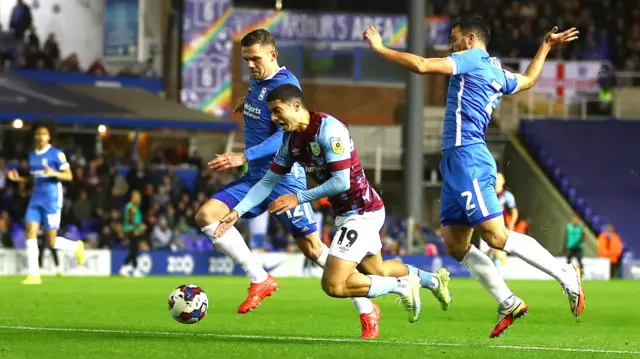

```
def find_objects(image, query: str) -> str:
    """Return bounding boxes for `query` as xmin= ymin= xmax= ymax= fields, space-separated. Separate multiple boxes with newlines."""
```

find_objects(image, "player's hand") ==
xmin=268 ymin=194 xmax=299 ymax=216
xmin=208 ymin=152 xmax=248 ymax=171
xmin=43 ymin=164 xmax=55 ymax=176
xmin=233 ymin=97 xmax=245 ymax=113
xmin=7 ymin=169 xmax=21 ymax=182
xmin=544 ymin=26 xmax=579 ymax=47
xmin=214 ymin=210 xmax=239 ymax=238
xmin=363 ymin=26 xmax=384 ymax=52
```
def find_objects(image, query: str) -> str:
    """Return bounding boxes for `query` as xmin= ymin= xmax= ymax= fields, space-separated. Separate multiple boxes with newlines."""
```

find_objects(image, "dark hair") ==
xmin=240 ymin=28 xmax=276 ymax=47
xmin=31 ymin=117 xmax=58 ymax=139
xmin=266 ymin=84 xmax=305 ymax=105
xmin=453 ymin=15 xmax=491 ymax=44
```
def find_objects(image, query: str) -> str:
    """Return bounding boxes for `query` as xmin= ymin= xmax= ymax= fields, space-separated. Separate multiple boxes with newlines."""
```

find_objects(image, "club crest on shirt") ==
xmin=310 ymin=142 xmax=321 ymax=156
xmin=330 ymin=137 xmax=344 ymax=154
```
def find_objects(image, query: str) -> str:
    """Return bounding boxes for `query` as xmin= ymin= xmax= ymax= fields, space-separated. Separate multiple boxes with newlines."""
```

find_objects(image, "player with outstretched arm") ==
xmin=196 ymin=29 xmax=390 ymax=338
xmin=215 ymin=84 xmax=453 ymax=326
xmin=364 ymin=15 xmax=584 ymax=337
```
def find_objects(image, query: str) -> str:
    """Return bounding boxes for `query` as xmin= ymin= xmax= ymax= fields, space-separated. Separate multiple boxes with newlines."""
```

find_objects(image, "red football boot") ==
xmin=237 ymin=274 xmax=279 ymax=314
xmin=360 ymin=303 xmax=381 ymax=339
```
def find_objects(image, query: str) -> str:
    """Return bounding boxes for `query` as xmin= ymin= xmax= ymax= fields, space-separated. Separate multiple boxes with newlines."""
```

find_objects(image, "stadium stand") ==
xmin=520 ymin=119 xmax=639 ymax=252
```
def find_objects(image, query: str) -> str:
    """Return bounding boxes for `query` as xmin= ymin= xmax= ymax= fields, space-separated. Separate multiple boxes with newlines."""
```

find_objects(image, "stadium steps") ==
xmin=519 ymin=119 xmax=639 ymax=252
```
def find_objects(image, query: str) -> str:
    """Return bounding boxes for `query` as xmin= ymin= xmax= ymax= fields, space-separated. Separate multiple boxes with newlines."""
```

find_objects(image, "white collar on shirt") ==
xmin=34 ymin=144 xmax=51 ymax=156
xmin=263 ymin=66 xmax=286 ymax=81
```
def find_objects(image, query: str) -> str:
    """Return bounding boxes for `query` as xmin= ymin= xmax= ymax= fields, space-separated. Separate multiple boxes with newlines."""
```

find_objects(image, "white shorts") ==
xmin=329 ymin=208 xmax=385 ymax=264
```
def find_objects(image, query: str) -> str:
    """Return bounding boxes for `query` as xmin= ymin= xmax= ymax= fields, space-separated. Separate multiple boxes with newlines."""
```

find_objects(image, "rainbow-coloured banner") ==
xmin=181 ymin=1 xmax=451 ymax=119
xmin=181 ymin=0 xmax=234 ymax=118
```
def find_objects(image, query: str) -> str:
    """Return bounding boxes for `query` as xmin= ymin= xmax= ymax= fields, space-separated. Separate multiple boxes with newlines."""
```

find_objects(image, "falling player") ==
xmin=215 ymin=84 xmax=453 ymax=325
xmin=364 ymin=15 xmax=584 ymax=337
xmin=195 ymin=28 xmax=376 ymax=338
xmin=196 ymin=29 xmax=448 ymax=338
xmin=7 ymin=118 xmax=85 ymax=284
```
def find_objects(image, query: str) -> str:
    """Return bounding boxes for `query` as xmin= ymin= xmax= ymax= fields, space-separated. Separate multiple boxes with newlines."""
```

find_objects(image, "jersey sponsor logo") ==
xmin=243 ymin=103 xmax=262 ymax=119
xmin=58 ymin=152 xmax=67 ymax=163
xmin=304 ymin=164 xmax=326 ymax=173
xmin=309 ymin=142 xmax=321 ymax=156
xmin=258 ymin=87 xmax=268 ymax=101
xmin=330 ymin=137 xmax=344 ymax=154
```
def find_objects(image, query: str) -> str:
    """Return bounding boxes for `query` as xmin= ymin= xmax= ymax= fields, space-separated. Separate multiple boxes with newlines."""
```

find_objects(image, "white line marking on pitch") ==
xmin=0 ymin=325 xmax=637 ymax=355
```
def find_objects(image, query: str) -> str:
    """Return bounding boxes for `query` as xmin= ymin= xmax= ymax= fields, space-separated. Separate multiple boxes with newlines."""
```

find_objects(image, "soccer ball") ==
xmin=168 ymin=284 xmax=208 ymax=324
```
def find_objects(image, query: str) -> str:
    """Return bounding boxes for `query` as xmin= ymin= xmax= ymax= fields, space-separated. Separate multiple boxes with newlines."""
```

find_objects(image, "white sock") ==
xmin=353 ymin=297 xmax=374 ymax=315
xmin=462 ymin=245 xmax=514 ymax=309
xmin=202 ymin=221 xmax=268 ymax=283
xmin=313 ymin=244 xmax=375 ymax=315
xmin=53 ymin=236 xmax=79 ymax=252
xmin=26 ymin=239 xmax=40 ymax=277
xmin=314 ymin=244 xmax=329 ymax=267
xmin=503 ymin=231 xmax=575 ymax=291
xmin=367 ymin=275 xmax=407 ymax=297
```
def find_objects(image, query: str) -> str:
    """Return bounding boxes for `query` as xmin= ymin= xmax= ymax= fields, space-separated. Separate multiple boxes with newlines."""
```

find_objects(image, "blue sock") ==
xmin=367 ymin=275 xmax=402 ymax=297
xmin=406 ymin=265 xmax=437 ymax=290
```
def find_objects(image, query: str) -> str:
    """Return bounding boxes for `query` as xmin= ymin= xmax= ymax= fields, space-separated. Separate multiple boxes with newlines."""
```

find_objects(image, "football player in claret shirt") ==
xmin=215 ymin=84 xmax=453 ymax=326
xmin=194 ymin=29 xmax=385 ymax=338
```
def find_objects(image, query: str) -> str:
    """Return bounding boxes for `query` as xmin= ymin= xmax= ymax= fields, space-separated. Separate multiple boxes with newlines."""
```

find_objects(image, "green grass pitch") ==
xmin=0 ymin=276 xmax=638 ymax=359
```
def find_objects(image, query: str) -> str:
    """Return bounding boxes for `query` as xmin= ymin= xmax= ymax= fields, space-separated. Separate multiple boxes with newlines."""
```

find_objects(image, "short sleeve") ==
xmin=502 ymin=69 xmax=519 ymax=95
xmin=504 ymin=191 xmax=517 ymax=208
xmin=447 ymin=49 xmax=481 ymax=75
xmin=54 ymin=150 xmax=69 ymax=171
xmin=269 ymin=134 xmax=294 ymax=175
xmin=318 ymin=117 xmax=351 ymax=172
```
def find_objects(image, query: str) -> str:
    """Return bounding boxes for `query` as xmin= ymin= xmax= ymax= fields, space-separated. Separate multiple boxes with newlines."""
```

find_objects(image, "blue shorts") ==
xmin=213 ymin=174 xmax=317 ymax=237
xmin=439 ymin=143 xmax=503 ymax=227
xmin=25 ymin=201 xmax=62 ymax=230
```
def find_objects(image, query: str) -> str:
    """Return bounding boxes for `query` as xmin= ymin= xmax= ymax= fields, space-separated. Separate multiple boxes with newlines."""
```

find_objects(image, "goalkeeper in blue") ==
xmin=365 ymin=15 xmax=584 ymax=338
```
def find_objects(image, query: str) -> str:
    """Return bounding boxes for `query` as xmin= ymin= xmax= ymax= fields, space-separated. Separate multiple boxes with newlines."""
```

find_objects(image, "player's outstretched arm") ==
xmin=511 ymin=26 xmax=579 ymax=94
xmin=299 ymin=169 xmax=350 ymax=204
xmin=6 ymin=170 xmax=26 ymax=183
xmin=243 ymin=129 xmax=284 ymax=162
xmin=235 ymin=170 xmax=283 ymax=217
xmin=215 ymin=169 xmax=284 ymax=238
xmin=233 ymin=97 xmax=245 ymax=113
xmin=363 ymin=26 xmax=453 ymax=75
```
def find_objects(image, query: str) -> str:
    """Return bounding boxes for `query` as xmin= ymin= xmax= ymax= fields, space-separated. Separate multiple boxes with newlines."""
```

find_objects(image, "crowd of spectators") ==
xmin=241 ymin=0 xmax=638 ymax=71
xmin=0 ymin=144 xmax=443 ymax=256
xmin=0 ymin=0 xmax=157 ymax=76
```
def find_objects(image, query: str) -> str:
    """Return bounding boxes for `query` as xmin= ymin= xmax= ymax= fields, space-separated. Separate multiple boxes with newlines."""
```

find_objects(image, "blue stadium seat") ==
xmin=521 ymin=120 xmax=639 ymax=249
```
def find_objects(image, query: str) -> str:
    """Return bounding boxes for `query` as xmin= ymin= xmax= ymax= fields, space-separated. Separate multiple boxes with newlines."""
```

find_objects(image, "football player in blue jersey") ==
xmin=7 ymin=118 xmax=85 ymax=284
xmin=195 ymin=29 xmax=386 ymax=337
xmin=365 ymin=15 xmax=584 ymax=337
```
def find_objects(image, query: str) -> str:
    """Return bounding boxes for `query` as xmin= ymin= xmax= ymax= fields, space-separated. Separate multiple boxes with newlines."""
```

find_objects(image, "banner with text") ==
xmin=181 ymin=0 xmax=450 ymax=118
xmin=0 ymin=249 xmax=111 ymax=276
xmin=0 ymin=249 xmax=610 ymax=280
